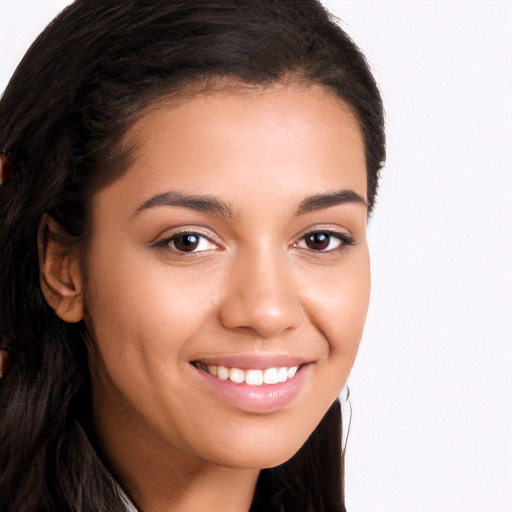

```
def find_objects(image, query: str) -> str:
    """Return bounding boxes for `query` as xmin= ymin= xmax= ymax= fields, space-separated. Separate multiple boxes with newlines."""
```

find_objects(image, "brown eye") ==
xmin=155 ymin=231 xmax=218 ymax=255
xmin=297 ymin=231 xmax=353 ymax=252
xmin=172 ymin=233 xmax=200 ymax=252
xmin=304 ymin=232 xmax=332 ymax=251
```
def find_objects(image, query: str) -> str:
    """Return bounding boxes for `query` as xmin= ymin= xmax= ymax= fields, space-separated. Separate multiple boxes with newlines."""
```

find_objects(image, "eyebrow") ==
xmin=295 ymin=190 xmax=367 ymax=214
xmin=131 ymin=188 xmax=366 ymax=220
xmin=132 ymin=191 xmax=234 ymax=219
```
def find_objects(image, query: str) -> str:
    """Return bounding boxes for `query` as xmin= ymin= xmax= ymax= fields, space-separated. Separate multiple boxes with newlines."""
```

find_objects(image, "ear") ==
xmin=38 ymin=214 xmax=84 ymax=323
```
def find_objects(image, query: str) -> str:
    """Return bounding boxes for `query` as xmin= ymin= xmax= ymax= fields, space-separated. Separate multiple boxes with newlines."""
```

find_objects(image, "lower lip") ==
xmin=192 ymin=364 xmax=309 ymax=413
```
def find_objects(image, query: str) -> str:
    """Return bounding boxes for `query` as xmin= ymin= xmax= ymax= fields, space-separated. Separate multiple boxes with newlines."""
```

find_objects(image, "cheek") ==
xmin=306 ymin=247 xmax=370 ymax=350
xmin=82 ymin=240 xmax=222 ymax=381
xmin=300 ymin=245 xmax=370 ymax=406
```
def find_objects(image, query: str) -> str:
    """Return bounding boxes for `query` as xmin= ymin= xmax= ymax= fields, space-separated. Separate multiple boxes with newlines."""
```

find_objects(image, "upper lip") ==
xmin=192 ymin=353 xmax=312 ymax=369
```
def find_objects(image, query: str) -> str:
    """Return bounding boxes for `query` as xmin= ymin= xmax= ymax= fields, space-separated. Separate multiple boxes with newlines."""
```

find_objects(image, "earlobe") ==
xmin=38 ymin=214 xmax=84 ymax=323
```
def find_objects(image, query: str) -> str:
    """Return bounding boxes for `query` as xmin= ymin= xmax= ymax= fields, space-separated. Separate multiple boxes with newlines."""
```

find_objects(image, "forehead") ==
xmin=95 ymin=83 xmax=367 ymax=215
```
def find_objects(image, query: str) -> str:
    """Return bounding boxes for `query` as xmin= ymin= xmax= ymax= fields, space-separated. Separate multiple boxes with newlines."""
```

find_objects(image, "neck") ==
xmin=119 ymin=456 xmax=258 ymax=512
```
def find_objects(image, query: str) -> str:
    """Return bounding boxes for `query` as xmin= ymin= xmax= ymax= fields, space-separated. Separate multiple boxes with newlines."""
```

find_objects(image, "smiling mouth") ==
xmin=191 ymin=361 xmax=300 ymax=386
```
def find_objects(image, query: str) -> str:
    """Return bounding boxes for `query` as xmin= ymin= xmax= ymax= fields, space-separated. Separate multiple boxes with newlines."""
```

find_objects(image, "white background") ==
xmin=1 ymin=1 xmax=511 ymax=511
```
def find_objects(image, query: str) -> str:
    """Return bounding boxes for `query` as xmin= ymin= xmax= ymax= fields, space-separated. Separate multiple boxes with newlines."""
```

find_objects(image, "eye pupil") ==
xmin=173 ymin=234 xmax=200 ymax=252
xmin=305 ymin=232 xmax=330 ymax=250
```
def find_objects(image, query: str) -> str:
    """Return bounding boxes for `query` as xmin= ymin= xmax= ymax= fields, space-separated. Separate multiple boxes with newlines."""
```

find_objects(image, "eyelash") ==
xmin=153 ymin=229 xmax=354 ymax=256
xmin=153 ymin=230 xmax=219 ymax=255
xmin=295 ymin=230 xmax=355 ymax=253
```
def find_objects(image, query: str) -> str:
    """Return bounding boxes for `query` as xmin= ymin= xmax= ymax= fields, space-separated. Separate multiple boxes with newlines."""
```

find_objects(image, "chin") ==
xmin=210 ymin=446 xmax=301 ymax=471
xmin=195 ymin=418 xmax=315 ymax=470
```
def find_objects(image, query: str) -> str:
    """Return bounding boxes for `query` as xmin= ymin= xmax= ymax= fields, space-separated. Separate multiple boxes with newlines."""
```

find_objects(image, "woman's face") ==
xmin=84 ymin=83 xmax=369 ymax=470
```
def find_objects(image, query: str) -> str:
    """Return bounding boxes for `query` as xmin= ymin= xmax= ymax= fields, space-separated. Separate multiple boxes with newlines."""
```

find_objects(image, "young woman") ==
xmin=0 ymin=1 xmax=385 ymax=511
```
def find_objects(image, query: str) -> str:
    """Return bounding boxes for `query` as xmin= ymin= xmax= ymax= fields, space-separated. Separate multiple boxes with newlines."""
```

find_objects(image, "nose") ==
xmin=217 ymin=245 xmax=305 ymax=339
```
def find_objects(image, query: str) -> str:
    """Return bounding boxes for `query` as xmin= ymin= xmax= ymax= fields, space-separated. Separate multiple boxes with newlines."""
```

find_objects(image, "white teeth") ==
xmin=245 ymin=369 xmax=263 ymax=386
xmin=229 ymin=367 xmax=245 ymax=383
xmin=217 ymin=365 xmax=229 ymax=380
xmin=197 ymin=362 xmax=300 ymax=385
xmin=287 ymin=366 xmax=298 ymax=379
xmin=277 ymin=367 xmax=288 ymax=382
xmin=263 ymin=368 xmax=279 ymax=384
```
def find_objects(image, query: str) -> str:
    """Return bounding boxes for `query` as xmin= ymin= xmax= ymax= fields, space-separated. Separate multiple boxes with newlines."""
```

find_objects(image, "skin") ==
xmin=42 ymin=83 xmax=370 ymax=512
